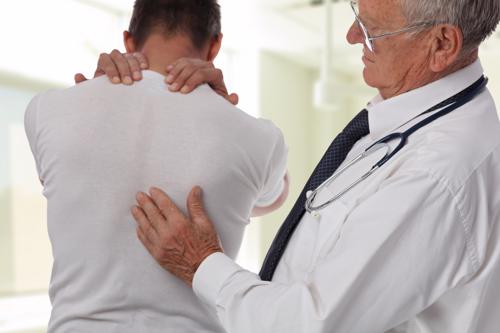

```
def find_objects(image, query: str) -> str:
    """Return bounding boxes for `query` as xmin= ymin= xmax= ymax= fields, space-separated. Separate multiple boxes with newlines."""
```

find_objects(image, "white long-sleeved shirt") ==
xmin=193 ymin=60 xmax=500 ymax=333
xmin=24 ymin=71 xmax=288 ymax=332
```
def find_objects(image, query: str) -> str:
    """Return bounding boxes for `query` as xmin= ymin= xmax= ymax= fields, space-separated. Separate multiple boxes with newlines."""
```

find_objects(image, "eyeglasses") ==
xmin=350 ymin=0 xmax=434 ymax=52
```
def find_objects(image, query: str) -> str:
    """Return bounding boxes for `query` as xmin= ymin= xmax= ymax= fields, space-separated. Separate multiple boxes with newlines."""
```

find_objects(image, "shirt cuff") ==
xmin=193 ymin=252 xmax=242 ymax=309
xmin=254 ymin=177 xmax=285 ymax=207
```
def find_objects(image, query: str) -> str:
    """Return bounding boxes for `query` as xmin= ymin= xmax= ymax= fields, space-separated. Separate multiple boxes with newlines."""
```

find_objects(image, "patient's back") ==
xmin=24 ymin=70 xmax=287 ymax=332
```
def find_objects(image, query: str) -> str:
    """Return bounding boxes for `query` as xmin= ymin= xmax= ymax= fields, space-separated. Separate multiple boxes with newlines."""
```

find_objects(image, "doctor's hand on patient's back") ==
xmin=74 ymin=50 xmax=239 ymax=105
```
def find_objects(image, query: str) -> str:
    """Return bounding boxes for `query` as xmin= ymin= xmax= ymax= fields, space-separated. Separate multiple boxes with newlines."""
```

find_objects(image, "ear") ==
xmin=123 ymin=31 xmax=137 ymax=53
xmin=428 ymin=25 xmax=463 ymax=73
xmin=206 ymin=33 xmax=223 ymax=62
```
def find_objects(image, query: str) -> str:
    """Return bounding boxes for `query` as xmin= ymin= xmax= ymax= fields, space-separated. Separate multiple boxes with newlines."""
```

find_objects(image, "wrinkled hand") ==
xmin=165 ymin=58 xmax=239 ymax=105
xmin=74 ymin=49 xmax=149 ymax=84
xmin=131 ymin=186 xmax=223 ymax=286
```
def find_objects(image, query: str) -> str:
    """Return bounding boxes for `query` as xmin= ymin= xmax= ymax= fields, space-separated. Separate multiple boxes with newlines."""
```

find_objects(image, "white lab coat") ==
xmin=193 ymin=60 xmax=500 ymax=333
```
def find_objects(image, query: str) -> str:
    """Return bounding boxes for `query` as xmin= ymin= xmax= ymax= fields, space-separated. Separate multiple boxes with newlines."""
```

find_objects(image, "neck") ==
xmin=139 ymin=34 xmax=206 ymax=75
xmin=379 ymin=51 xmax=479 ymax=100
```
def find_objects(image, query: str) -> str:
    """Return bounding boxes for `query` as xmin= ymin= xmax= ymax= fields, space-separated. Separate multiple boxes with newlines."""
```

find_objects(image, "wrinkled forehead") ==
xmin=358 ymin=0 xmax=407 ymax=27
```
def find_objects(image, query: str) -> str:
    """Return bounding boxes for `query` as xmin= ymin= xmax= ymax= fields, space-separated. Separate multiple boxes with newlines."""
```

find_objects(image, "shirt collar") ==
xmin=366 ymin=60 xmax=484 ymax=140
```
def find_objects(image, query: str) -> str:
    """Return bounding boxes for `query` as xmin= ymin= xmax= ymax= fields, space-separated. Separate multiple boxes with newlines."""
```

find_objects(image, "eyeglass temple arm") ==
xmin=368 ymin=22 xmax=434 ymax=41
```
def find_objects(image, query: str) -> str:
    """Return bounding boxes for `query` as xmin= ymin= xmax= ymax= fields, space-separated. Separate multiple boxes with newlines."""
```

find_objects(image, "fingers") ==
xmin=124 ymin=53 xmax=143 ymax=81
xmin=148 ymin=187 xmax=187 ymax=222
xmin=135 ymin=192 xmax=167 ymax=234
xmin=168 ymin=66 xmax=198 ymax=93
xmin=132 ymin=52 xmax=149 ymax=70
xmin=131 ymin=205 xmax=161 ymax=245
xmin=165 ymin=58 xmax=189 ymax=84
xmin=97 ymin=52 xmax=121 ymax=83
xmin=136 ymin=225 xmax=161 ymax=260
xmin=213 ymin=85 xmax=239 ymax=106
xmin=228 ymin=93 xmax=239 ymax=105
xmin=137 ymin=226 xmax=152 ymax=249
xmin=186 ymin=186 xmax=209 ymax=225
xmin=110 ymin=49 xmax=133 ymax=85
xmin=165 ymin=59 xmax=214 ymax=92
xmin=74 ymin=73 xmax=88 ymax=84
xmin=180 ymin=68 xmax=219 ymax=94
xmin=163 ymin=59 xmax=236 ymax=105
xmin=95 ymin=50 xmax=148 ymax=84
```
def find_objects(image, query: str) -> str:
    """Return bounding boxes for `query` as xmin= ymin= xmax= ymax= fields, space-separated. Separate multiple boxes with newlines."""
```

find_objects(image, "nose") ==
xmin=346 ymin=21 xmax=364 ymax=45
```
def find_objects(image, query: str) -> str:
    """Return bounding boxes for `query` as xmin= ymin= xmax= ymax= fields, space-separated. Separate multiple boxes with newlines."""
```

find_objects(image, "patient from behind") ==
xmin=24 ymin=0 xmax=288 ymax=331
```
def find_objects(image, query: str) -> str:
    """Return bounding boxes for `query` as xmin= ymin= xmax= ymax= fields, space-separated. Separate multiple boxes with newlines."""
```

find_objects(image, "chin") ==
xmin=362 ymin=67 xmax=379 ymax=89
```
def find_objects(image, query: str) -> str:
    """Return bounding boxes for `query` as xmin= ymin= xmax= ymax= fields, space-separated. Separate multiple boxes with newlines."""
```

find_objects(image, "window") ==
xmin=0 ymin=73 xmax=54 ymax=330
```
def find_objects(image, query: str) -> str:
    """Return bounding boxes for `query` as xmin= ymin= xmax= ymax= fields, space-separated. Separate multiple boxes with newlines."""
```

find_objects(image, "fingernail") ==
xmin=170 ymin=83 xmax=179 ymax=91
xmin=167 ymin=65 xmax=173 ymax=71
xmin=140 ymin=63 xmax=148 ymax=69
xmin=136 ymin=192 xmax=145 ymax=201
xmin=195 ymin=186 xmax=202 ymax=198
xmin=112 ymin=76 xmax=121 ymax=84
xmin=123 ymin=76 xmax=133 ymax=85
xmin=133 ymin=71 xmax=141 ymax=80
xmin=166 ymin=75 xmax=174 ymax=83
xmin=180 ymin=85 xmax=189 ymax=94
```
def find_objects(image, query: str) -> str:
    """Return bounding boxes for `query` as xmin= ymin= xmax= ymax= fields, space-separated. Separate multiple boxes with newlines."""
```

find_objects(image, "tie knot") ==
xmin=343 ymin=109 xmax=370 ymax=142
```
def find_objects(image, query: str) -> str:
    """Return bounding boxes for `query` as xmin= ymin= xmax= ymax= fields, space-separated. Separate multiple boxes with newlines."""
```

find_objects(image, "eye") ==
xmin=366 ymin=24 xmax=382 ymax=36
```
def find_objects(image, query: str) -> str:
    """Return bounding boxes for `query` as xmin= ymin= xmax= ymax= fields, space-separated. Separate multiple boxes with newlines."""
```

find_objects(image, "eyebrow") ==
xmin=358 ymin=12 xmax=378 ymax=28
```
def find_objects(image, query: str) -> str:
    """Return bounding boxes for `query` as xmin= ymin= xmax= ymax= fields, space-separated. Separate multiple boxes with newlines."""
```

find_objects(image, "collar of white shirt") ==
xmin=366 ymin=60 xmax=484 ymax=141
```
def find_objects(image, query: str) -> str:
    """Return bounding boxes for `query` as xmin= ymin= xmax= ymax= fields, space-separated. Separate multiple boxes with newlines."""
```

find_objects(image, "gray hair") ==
xmin=400 ymin=0 xmax=500 ymax=52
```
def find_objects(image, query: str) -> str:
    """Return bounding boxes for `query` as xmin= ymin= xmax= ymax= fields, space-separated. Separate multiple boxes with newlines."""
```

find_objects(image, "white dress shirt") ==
xmin=193 ymin=60 xmax=500 ymax=333
xmin=24 ymin=70 xmax=287 ymax=332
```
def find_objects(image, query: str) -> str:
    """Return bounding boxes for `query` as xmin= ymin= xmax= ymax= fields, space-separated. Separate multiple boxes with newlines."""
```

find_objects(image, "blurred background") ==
xmin=1 ymin=0 xmax=500 ymax=332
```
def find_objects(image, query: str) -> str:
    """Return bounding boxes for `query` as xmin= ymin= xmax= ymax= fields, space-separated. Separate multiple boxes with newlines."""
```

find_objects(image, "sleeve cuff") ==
xmin=254 ymin=176 xmax=285 ymax=207
xmin=193 ymin=252 xmax=243 ymax=309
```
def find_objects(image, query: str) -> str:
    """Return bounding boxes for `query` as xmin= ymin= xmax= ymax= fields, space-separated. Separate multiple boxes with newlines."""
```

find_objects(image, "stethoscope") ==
xmin=305 ymin=75 xmax=488 ymax=216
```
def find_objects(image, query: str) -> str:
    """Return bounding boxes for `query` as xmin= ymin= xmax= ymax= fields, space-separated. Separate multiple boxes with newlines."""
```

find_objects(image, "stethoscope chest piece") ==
xmin=306 ymin=191 xmax=321 ymax=219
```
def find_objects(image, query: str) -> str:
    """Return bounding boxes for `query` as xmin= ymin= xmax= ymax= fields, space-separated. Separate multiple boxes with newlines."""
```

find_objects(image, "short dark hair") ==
xmin=129 ymin=0 xmax=221 ymax=50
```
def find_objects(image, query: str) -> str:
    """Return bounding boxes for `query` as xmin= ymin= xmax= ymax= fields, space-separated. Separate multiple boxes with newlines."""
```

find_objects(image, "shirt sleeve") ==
xmin=24 ymin=93 xmax=43 ymax=179
xmin=193 ymin=169 xmax=476 ymax=333
xmin=254 ymin=123 xmax=288 ymax=207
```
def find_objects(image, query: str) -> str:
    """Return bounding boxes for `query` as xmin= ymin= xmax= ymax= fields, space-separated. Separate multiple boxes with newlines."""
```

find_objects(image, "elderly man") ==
xmin=90 ymin=0 xmax=500 ymax=332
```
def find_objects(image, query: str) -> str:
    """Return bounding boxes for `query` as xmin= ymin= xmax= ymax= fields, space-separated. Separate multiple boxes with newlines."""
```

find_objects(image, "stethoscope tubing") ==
xmin=305 ymin=76 xmax=488 ymax=214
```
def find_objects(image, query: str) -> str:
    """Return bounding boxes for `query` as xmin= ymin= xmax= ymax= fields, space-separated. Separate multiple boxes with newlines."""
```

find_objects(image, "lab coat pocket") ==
xmin=280 ymin=213 xmax=321 ymax=278
xmin=311 ymin=188 xmax=353 ymax=261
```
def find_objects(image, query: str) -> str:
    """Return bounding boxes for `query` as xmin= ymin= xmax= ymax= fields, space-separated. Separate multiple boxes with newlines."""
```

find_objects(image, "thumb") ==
xmin=214 ymin=88 xmax=238 ymax=106
xmin=228 ymin=93 xmax=239 ymax=106
xmin=187 ymin=186 xmax=209 ymax=225
xmin=74 ymin=73 xmax=88 ymax=84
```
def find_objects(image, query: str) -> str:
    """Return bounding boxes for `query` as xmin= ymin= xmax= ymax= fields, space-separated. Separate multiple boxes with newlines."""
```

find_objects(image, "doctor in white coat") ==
xmin=93 ymin=0 xmax=500 ymax=331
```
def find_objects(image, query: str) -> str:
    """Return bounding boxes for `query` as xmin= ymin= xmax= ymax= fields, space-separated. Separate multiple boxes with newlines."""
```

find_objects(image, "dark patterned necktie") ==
xmin=259 ymin=109 xmax=370 ymax=281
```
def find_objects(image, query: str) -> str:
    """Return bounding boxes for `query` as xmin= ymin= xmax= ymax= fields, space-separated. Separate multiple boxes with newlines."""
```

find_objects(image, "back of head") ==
xmin=129 ymin=0 xmax=221 ymax=50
